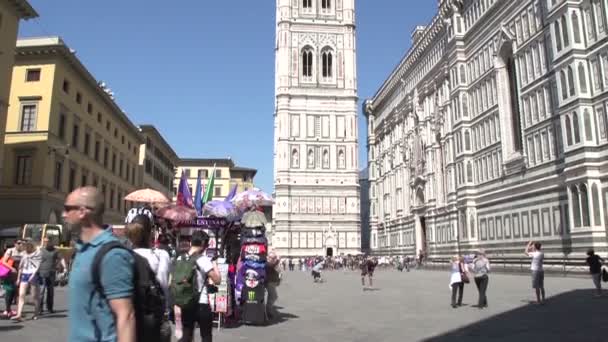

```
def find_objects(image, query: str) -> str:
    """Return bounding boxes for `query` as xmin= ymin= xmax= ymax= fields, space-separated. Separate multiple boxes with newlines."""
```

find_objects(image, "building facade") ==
xmin=173 ymin=158 xmax=256 ymax=202
xmin=0 ymin=0 xmax=37 ymax=185
xmin=273 ymin=0 xmax=361 ymax=257
xmin=365 ymin=0 xmax=608 ymax=258
xmin=138 ymin=125 xmax=178 ymax=199
xmin=1 ymin=37 xmax=144 ymax=225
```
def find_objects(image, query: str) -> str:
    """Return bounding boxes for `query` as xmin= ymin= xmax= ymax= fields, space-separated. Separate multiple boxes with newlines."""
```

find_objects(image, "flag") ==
xmin=194 ymin=171 xmax=203 ymax=215
xmin=225 ymin=184 xmax=238 ymax=202
xmin=176 ymin=170 xmax=194 ymax=208
xmin=202 ymin=164 xmax=216 ymax=204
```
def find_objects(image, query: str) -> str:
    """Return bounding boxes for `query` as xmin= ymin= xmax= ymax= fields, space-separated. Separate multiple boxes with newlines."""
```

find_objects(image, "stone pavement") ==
xmin=1 ymin=269 xmax=606 ymax=341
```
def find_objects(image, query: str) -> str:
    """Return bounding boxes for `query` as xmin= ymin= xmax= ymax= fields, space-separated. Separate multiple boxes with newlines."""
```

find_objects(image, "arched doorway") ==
xmin=325 ymin=236 xmax=336 ymax=257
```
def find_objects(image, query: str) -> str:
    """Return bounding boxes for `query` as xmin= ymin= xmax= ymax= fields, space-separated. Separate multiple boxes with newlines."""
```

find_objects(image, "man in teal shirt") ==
xmin=64 ymin=187 xmax=136 ymax=342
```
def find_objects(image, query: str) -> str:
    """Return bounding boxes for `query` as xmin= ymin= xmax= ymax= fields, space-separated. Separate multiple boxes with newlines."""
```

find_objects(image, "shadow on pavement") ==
xmin=424 ymin=289 xmax=608 ymax=341
xmin=265 ymin=310 xmax=299 ymax=327
xmin=0 ymin=325 xmax=23 ymax=332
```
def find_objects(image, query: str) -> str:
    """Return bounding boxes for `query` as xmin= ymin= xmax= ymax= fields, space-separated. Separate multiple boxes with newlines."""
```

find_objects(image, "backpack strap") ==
xmin=91 ymin=241 xmax=131 ymax=299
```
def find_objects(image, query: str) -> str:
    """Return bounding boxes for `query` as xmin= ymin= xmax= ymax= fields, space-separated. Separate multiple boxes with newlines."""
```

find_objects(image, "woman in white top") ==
xmin=13 ymin=239 xmax=42 ymax=321
xmin=449 ymin=255 xmax=469 ymax=308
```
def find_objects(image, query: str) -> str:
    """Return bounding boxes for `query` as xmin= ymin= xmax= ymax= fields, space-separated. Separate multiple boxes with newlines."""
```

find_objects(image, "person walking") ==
xmin=586 ymin=249 xmax=604 ymax=297
xmin=37 ymin=237 xmax=67 ymax=315
xmin=525 ymin=241 xmax=545 ymax=304
xmin=64 ymin=186 xmax=136 ymax=341
xmin=449 ymin=256 xmax=468 ymax=308
xmin=1 ymin=239 xmax=24 ymax=318
xmin=472 ymin=250 xmax=490 ymax=308
xmin=361 ymin=256 xmax=378 ymax=290
xmin=12 ymin=239 xmax=42 ymax=321
xmin=265 ymin=252 xmax=281 ymax=320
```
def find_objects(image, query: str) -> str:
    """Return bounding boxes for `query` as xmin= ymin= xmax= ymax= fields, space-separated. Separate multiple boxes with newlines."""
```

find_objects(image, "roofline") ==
xmin=10 ymin=0 xmax=38 ymax=20
xmin=138 ymin=124 xmax=179 ymax=160
xmin=230 ymin=166 xmax=258 ymax=177
xmin=178 ymin=158 xmax=236 ymax=167
xmin=15 ymin=37 xmax=143 ymax=142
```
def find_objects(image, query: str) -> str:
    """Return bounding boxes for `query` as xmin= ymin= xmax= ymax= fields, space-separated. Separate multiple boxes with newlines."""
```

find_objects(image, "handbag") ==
xmin=602 ymin=268 xmax=608 ymax=282
xmin=0 ymin=258 xmax=15 ymax=278
xmin=459 ymin=263 xmax=470 ymax=284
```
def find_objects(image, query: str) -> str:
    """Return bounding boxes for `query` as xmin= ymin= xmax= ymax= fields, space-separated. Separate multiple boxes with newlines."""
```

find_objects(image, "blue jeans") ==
xmin=38 ymin=274 xmax=55 ymax=313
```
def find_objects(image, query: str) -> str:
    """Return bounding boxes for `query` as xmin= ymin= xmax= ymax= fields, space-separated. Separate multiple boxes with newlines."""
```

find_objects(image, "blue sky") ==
xmin=20 ymin=0 xmax=437 ymax=193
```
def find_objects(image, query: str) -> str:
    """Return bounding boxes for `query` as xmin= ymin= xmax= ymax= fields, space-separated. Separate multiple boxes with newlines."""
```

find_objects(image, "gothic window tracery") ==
xmin=322 ymin=48 xmax=334 ymax=80
xmin=302 ymin=48 xmax=314 ymax=79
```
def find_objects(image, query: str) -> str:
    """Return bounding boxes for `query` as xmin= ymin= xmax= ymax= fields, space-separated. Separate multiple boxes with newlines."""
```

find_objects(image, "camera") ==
xmin=206 ymin=284 xmax=219 ymax=294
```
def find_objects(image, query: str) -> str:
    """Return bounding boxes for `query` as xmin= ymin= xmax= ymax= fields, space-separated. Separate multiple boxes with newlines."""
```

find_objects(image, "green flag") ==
xmin=202 ymin=164 xmax=216 ymax=204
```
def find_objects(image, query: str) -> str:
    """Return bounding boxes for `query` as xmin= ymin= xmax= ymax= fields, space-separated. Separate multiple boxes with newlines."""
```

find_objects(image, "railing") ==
xmin=421 ymin=257 xmax=590 ymax=276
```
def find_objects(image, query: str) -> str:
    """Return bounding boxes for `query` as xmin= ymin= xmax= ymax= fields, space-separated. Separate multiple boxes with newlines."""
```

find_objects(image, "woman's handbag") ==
xmin=459 ymin=263 xmax=470 ymax=284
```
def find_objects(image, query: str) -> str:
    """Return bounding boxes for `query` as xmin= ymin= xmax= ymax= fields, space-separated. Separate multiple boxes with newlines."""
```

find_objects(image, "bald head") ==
xmin=66 ymin=186 xmax=105 ymax=223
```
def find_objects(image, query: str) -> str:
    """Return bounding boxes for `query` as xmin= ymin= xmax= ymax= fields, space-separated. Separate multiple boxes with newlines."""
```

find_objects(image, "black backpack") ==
xmin=91 ymin=241 xmax=166 ymax=342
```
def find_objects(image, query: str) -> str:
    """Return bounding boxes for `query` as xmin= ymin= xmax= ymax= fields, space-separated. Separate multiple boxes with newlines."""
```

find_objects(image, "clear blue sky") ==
xmin=20 ymin=0 xmax=437 ymax=193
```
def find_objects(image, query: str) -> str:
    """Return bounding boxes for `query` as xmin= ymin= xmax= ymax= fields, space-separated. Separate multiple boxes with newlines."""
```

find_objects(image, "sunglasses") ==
xmin=64 ymin=204 xmax=94 ymax=212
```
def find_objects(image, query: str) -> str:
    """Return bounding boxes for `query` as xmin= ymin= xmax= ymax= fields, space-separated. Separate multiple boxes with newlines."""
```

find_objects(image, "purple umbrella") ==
xmin=202 ymin=200 xmax=240 ymax=222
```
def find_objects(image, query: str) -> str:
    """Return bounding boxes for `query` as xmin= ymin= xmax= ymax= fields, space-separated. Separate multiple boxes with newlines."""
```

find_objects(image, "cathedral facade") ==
xmin=365 ymin=0 xmax=608 ymax=258
xmin=272 ymin=0 xmax=361 ymax=257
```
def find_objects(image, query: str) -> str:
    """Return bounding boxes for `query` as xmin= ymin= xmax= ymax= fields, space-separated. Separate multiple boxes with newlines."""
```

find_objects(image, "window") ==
xmin=580 ymin=184 xmax=590 ymax=226
xmin=568 ymin=66 xmax=575 ymax=96
xmin=62 ymin=80 xmax=70 ymax=93
xmin=54 ymin=160 xmax=63 ymax=191
xmin=578 ymin=63 xmax=588 ymax=93
xmin=565 ymin=116 xmax=573 ymax=146
xmin=592 ymin=183 xmax=601 ymax=226
xmin=561 ymin=15 xmax=570 ymax=47
xmin=321 ymin=0 xmax=331 ymax=9
xmin=322 ymin=50 xmax=333 ymax=79
xmin=184 ymin=169 xmax=191 ymax=178
xmin=113 ymin=128 xmax=118 ymax=138
xmin=58 ymin=113 xmax=66 ymax=139
xmin=76 ymin=92 xmax=82 ymax=104
xmin=584 ymin=109 xmax=593 ymax=141
xmin=20 ymin=104 xmax=37 ymax=132
xmin=554 ymin=22 xmax=562 ymax=52
xmin=302 ymin=0 xmax=312 ymax=9
xmin=69 ymin=167 xmax=76 ymax=192
xmin=560 ymin=71 xmax=568 ymax=99
xmin=15 ymin=155 xmax=32 ymax=185
xmin=72 ymin=123 xmax=79 ymax=148
xmin=94 ymin=140 xmax=100 ymax=161
xmin=97 ymin=113 xmax=102 ymax=123
xmin=87 ymin=103 xmax=92 ymax=114
xmin=106 ymin=121 xmax=110 ymax=131
xmin=214 ymin=186 xmax=222 ymax=197
xmin=573 ymin=112 xmax=581 ymax=143
xmin=81 ymin=173 xmax=87 ymax=186
xmin=26 ymin=69 xmax=41 ymax=82
xmin=302 ymin=49 xmax=313 ymax=79
xmin=215 ymin=169 xmax=222 ymax=178
xmin=111 ymin=153 xmax=116 ymax=173
xmin=84 ymin=132 xmax=90 ymax=155
xmin=110 ymin=189 xmax=115 ymax=209
xmin=103 ymin=147 xmax=109 ymax=168
xmin=572 ymin=12 xmax=582 ymax=44
xmin=597 ymin=106 xmax=607 ymax=140
xmin=506 ymin=51 xmax=523 ymax=152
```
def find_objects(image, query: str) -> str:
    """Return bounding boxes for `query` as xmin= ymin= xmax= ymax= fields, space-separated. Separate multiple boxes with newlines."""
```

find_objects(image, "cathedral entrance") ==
xmin=326 ymin=247 xmax=334 ymax=257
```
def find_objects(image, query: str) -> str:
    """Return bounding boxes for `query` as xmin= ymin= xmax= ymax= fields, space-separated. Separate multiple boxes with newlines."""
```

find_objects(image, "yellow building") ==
xmin=138 ymin=125 xmax=178 ymax=199
xmin=0 ymin=37 xmax=144 ymax=225
xmin=0 ymin=0 xmax=38 ymax=185
xmin=173 ymin=158 xmax=256 ymax=202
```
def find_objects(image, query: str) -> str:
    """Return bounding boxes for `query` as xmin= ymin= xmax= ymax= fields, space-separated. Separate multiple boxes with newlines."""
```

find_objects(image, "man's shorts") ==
xmin=531 ymin=270 xmax=544 ymax=289
xmin=311 ymin=271 xmax=321 ymax=279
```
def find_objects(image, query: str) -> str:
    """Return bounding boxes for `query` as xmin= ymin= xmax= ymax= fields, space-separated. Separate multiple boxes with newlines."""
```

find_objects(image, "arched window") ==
xmin=592 ymin=183 xmax=601 ymax=226
xmin=292 ymin=149 xmax=300 ymax=168
xmin=580 ymin=183 xmax=590 ymax=226
xmin=302 ymin=48 xmax=313 ymax=78
xmin=578 ymin=63 xmax=587 ymax=93
xmin=321 ymin=50 xmax=333 ymax=79
xmin=567 ymin=66 xmax=575 ymax=96
xmin=561 ymin=15 xmax=570 ymax=46
xmin=572 ymin=12 xmax=582 ymax=44
xmin=554 ymin=21 xmax=563 ymax=51
xmin=338 ymin=149 xmax=345 ymax=169
xmin=584 ymin=109 xmax=593 ymax=141
xmin=466 ymin=162 xmax=473 ymax=183
xmin=465 ymin=131 xmax=471 ymax=151
xmin=560 ymin=70 xmax=568 ymax=99
xmin=307 ymin=149 xmax=315 ymax=168
xmin=565 ymin=115 xmax=573 ymax=146
xmin=460 ymin=65 xmax=466 ymax=84
xmin=572 ymin=185 xmax=581 ymax=227
xmin=573 ymin=111 xmax=581 ymax=143
xmin=469 ymin=215 xmax=476 ymax=238
xmin=462 ymin=94 xmax=468 ymax=116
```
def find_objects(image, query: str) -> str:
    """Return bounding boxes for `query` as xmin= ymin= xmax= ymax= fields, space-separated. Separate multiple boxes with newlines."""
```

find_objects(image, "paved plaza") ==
xmin=1 ymin=269 xmax=607 ymax=341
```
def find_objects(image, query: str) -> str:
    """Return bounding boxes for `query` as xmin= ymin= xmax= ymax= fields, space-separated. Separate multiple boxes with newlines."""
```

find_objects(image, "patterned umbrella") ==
xmin=241 ymin=210 xmax=267 ymax=228
xmin=231 ymin=188 xmax=274 ymax=210
xmin=155 ymin=204 xmax=197 ymax=222
xmin=202 ymin=200 xmax=240 ymax=222
xmin=124 ymin=188 xmax=169 ymax=204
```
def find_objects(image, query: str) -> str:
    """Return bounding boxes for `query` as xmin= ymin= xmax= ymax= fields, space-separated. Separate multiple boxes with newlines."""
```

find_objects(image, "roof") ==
xmin=9 ymin=0 xmax=38 ymax=19
xmin=231 ymin=166 xmax=258 ymax=177
xmin=179 ymin=158 xmax=235 ymax=168
xmin=15 ymin=37 xmax=144 ymax=142
xmin=138 ymin=125 xmax=179 ymax=161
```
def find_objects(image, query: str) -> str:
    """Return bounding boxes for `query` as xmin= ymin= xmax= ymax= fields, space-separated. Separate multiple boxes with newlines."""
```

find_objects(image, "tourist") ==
xmin=525 ymin=241 xmax=545 ymax=304
xmin=64 ymin=186 xmax=136 ymax=341
xmin=1 ymin=239 xmax=24 ymax=318
xmin=472 ymin=250 xmax=490 ymax=308
xmin=265 ymin=251 xmax=281 ymax=319
xmin=173 ymin=230 xmax=220 ymax=342
xmin=37 ymin=237 xmax=66 ymax=315
xmin=586 ymin=249 xmax=604 ymax=297
xmin=449 ymin=255 xmax=468 ymax=308
xmin=361 ymin=256 xmax=378 ymax=290
xmin=311 ymin=259 xmax=324 ymax=282
xmin=12 ymin=238 xmax=42 ymax=321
